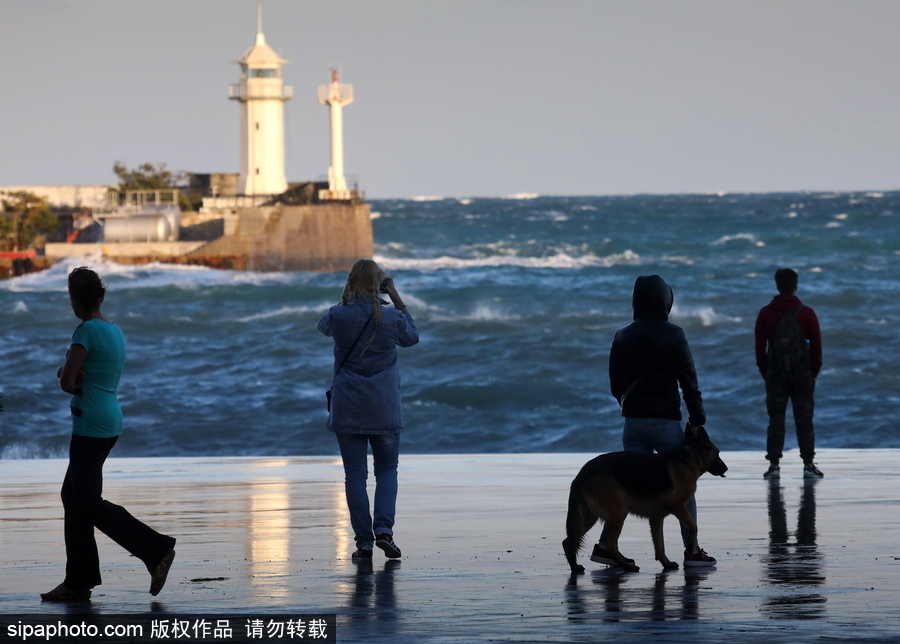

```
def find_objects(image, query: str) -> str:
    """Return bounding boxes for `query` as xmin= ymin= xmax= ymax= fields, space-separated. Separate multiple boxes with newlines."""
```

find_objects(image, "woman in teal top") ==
xmin=68 ymin=311 xmax=126 ymax=438
xmin=41 ymin=267 xmax=177 ymax=602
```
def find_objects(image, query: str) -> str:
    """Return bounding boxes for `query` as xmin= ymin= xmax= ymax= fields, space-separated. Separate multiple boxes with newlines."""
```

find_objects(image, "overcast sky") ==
xmin=1 ymin=0 xmax=898 ymax=199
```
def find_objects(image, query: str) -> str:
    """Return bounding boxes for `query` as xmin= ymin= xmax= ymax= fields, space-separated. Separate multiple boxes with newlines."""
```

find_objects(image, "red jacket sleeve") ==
xmin=754 ymin=307 xmax=773 ymax=376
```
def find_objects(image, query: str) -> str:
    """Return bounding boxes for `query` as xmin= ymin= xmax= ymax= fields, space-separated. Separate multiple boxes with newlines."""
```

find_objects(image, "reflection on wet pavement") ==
xmin=762 ymin=480 xmax=825 ymax=619
xmin=345 ymin=560 xmax=402 ymax=639
xmin=565 ymin=565 xmax=718 ymax=623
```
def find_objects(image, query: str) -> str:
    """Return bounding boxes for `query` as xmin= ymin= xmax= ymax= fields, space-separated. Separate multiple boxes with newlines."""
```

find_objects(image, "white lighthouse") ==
xmin=229 ymin=8 xmax=292 ymax=196
xmin=317 ymin=70 xmax=354 ymax=200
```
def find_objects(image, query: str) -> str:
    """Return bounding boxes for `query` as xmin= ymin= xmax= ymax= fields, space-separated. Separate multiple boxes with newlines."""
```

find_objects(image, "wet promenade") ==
xmin=1 ymin=449 xmax=899 ymax=642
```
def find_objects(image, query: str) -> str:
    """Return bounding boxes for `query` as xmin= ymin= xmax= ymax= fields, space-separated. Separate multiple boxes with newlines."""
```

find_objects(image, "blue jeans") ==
xmin=336 ymin=433 xmax=400 ymax=549
xmin=599 ymin=417 xmax=698 ymax=550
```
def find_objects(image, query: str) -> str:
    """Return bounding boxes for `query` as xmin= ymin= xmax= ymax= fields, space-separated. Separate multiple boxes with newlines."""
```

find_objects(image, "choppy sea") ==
xmin=1 ymin=192 xmax=898 ymax=459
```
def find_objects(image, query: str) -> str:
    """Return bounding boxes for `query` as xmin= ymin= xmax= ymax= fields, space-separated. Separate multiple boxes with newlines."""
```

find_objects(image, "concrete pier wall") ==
xmin=190 ymin=202 xmax=372 ymax=272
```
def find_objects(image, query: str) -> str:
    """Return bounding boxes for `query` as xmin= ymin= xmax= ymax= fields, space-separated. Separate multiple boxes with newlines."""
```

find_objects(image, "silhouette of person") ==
xmin=41 ymin=267 xmax=176 ymax=602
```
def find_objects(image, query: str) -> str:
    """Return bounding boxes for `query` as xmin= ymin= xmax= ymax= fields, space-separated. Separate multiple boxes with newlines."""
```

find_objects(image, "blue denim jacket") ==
xmin=318 ymin=298 xmax=419 ymax=434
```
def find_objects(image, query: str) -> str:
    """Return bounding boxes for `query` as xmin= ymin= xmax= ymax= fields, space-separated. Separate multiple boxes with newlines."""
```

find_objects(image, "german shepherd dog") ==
xmin=562 ymin=425 xmax=727 ymax=573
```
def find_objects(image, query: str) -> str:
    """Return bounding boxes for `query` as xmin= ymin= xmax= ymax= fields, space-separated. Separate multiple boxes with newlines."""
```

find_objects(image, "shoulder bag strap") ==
xmin=330 ymin=310 xmax=375 ymax=389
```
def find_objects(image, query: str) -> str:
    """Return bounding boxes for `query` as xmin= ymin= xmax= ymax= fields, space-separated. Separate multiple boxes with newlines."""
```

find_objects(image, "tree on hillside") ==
xmin=0 ymin=191 xmax=59 ymax=251
xmin=112 ymin=161 xmax=194 ymax=210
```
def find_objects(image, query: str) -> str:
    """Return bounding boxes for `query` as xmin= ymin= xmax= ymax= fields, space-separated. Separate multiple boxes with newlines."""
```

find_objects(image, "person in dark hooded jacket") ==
xmin=591 ymin=275 xmax=718 ymax=568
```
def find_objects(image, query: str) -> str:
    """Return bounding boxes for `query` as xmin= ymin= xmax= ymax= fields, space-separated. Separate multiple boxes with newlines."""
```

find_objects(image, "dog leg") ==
xmin=606 ymin=517 xmax=640 ymax=572
xmin=563 ymin=488 xmax=593 ymax=574
xmin=562 ymin=535 xmax=585 ymax=574
xmin=650 ymin=516 xmax=678 ymax=570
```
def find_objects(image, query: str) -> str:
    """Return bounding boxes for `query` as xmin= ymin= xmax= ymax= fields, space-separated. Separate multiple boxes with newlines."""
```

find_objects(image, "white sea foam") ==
xmin=410 ymin=196 xmax=446 ymax=202
xmin=505 ymin=193 xmax=540 ymax=200
xmin=834 ymin=213 xmax=849 ymax=220
xmin=1 ymin=442 xmax=66 ymax=459
xmin=540 ymin=210 xmax=569 ymax=222
xmin=237 ymin=304 xmax=330 ymax=323
xmin=1 ymin=257 xmax=308 ymax=293
xmin=0 ymin=257 xmax=74 ymax=292
xmin=670 ymin=304 xmax=742 ymax=327
xmin=825 ymin=222 xmax=843 ymax=228
xmin=466 ymin=304 xmax=519 ymax=322
xmin=457 ymin=198 xmax=473 ymax=205
xmin=660 ymin=255 xmax=695 ymax=265
xmin=373 ymin=250 xmax=640 ymax=271
xmin=429 ymin=303 xmax=520 ymax=323
xmin=370 ymin=211 xmax=382 ymax=219
xmin=711 ymin=233 xmax=758 ymax=246
xmin=12 ymin=300 xmax=28 ymax=313
xmin=381 ymin=242 xmax=408 ymax=254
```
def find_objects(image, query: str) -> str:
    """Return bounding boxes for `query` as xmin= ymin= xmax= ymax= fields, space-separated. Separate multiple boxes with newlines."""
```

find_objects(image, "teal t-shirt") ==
xmin=70 ymin=319 xmax=127 ymax=438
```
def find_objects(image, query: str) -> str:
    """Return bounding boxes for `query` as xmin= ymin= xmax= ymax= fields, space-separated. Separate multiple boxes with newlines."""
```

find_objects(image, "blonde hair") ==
xmin=341 ymin=258 xmax=386 ymax=352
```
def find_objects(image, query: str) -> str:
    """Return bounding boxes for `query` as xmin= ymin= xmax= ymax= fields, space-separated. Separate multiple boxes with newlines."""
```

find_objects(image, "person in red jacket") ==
xmin=755 ymin=268 xmax=823 ymax=479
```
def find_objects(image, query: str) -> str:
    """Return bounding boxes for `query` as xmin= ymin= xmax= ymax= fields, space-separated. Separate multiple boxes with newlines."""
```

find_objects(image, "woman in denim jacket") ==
xmin=318 ymin=259 xmax=419 ymax=560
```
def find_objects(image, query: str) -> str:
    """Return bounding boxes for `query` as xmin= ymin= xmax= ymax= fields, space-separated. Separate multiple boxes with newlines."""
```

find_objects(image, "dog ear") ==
xmin=696 ymin=426 xmax=710 ymax=443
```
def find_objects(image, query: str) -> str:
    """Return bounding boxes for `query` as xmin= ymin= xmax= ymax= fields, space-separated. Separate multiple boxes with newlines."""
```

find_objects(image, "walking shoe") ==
xmin=375 ymin=534 xmax=402 ymax=558
xmin=589 ymin=543 xmax=635 ymax=567
xmin=40 ymin=582 xmax=91 ymax=602
xmin=763 ymin=463 xmax=781 ymax=480
xmin=683 ymin=547 xmax=717 ymax=567
xmin=351 ymin=547 xmax=373 ymax=561
xmin=803 ymin=463 xmax=824 ymax=478
xmin=150 ymin=548 xmax=176 ymax=596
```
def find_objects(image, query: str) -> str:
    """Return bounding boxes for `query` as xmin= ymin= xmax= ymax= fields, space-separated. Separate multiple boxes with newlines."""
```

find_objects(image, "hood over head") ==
xmin=632 ymin=275 xmax=673 ymax=321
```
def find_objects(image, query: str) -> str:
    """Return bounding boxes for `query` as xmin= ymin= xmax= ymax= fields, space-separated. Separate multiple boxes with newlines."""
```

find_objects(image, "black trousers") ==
xmin=62 ymin=435 xmax=176 ymax=590
xmin=765 ymin=374 xmax=816 ymax=465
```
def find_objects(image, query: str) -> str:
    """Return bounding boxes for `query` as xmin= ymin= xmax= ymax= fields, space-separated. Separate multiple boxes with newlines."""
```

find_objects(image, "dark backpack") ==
xmin=767 ymin=305 xmax=810 ymax=378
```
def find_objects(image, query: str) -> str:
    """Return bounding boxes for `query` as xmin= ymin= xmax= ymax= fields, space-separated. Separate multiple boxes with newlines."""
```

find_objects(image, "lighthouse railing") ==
xmin=228 ymin=84 xmax=294 ymax=100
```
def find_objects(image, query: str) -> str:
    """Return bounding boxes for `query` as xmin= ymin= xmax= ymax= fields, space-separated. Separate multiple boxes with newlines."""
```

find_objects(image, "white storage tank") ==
xmin=103 ymin=214 xmax=175 ymax=243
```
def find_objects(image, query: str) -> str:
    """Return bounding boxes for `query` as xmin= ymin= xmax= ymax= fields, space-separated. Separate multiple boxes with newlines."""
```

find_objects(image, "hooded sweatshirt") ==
xmin=608 ymin=275 xmax=706 ymax=426
xmin=754 ymin=293 xmax=822 ymax=378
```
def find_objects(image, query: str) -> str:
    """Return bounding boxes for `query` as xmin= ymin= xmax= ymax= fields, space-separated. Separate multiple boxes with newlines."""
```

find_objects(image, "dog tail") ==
xmin=562 ymin=477 xmax=596 ymax=572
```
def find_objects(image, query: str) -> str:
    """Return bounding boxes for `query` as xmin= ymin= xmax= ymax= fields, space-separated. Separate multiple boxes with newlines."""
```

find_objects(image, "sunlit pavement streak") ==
xmin=1 ymin=450 xmax=899 ymax=642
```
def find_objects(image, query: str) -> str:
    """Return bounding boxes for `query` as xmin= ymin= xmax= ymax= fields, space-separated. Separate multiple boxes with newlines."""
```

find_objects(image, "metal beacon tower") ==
xmin=318 ymin=70 xmax=355 ymax=201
